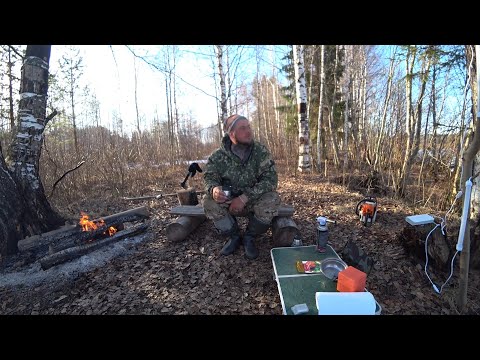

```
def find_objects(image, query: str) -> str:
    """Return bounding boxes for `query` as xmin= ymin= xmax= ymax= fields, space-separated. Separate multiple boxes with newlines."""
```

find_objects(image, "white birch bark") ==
xmin=293 ymin=45 xmax=311 ymax=171
xmin=215 ymin=45 xmax=228 ymax=136
xmin=10 ymin=52 xmax=50 ymax=190
xmin=316 ymin=45 xmax=325 ymax=172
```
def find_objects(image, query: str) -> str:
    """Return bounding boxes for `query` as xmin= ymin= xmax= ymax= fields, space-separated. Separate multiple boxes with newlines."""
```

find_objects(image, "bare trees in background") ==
xmin=0 ymin=45 xmax=475 ymax=258
xmin=0 ymin=45 xmax=23 ymax=141
xmin=0 ymin=45 xmax=473 ymax=206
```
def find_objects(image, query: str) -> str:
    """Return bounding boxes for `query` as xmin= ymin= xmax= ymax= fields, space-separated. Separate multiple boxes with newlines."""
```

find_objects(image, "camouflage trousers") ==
xmin=202 ymin=191 xmax=281 ymax=233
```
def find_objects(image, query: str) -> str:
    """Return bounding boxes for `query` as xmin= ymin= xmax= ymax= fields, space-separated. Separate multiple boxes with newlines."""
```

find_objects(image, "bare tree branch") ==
xmin=6 ymin=45 xmax=24 ymax=60
xmin=45 ymin=109 xmax=58 ymax=126
xmin=125 ymin=45 xmax=219 ymax=100
xmin=48 ymin=160 xmax=86 ymax=198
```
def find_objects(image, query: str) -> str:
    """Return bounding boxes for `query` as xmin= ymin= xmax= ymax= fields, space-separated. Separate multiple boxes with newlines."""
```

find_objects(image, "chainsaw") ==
xmin=355 ymin=196 xmax=378 ymax=226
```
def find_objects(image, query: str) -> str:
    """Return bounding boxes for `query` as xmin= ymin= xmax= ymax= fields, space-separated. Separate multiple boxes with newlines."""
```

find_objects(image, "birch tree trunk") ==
xmin=7 ymin=47 xmax=15 ymax=130
xmin=293 ymin=45 xmax=311 ymax=172
xmin=316 ymin=45 xmax=325 ymax=173
xmin=1 ymin=45 xmax=64 ymax=256
xmin=226 ymin=46 xmax=232 ymax=113
xmin=457 ymin=45 xmax=479 ymax=312
xmin=215 ymin=45 xmax=228 ymax=138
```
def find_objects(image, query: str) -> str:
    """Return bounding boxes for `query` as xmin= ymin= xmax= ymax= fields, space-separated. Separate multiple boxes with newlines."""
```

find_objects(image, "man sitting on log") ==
xmin=203 ymin=114 xmax=281 ymax=260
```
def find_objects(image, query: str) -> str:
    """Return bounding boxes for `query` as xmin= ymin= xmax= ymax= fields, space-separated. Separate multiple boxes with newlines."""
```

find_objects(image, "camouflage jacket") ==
xmin=203 ymin=135 xmax=278 ymax=204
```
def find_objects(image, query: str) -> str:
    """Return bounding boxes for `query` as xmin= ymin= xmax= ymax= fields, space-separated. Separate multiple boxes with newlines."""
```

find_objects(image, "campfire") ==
xmin=79 ymin=212 xmax=118 ymax=238
xmin=17 ymin=206 xmax=151 ymax=270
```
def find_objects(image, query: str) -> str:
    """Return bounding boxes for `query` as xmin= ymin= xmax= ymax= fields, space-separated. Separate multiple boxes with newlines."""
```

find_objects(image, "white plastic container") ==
xmin=315 ymin=291 xmax=377 ymax=315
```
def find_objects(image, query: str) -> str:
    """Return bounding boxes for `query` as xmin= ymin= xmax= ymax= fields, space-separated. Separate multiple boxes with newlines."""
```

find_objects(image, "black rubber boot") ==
xmin=220 ymin=221 xmax=242 ymax=256
xmin=243 ymin=215 xmax=270 ymax=260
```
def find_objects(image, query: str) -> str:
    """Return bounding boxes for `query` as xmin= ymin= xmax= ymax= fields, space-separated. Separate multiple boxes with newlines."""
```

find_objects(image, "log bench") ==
xmin=167 ymin=203 xmax=299 ymax=246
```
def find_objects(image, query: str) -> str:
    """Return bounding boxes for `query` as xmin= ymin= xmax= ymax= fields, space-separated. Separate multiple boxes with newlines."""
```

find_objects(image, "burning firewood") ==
xmin=18 ymin=206 xmax=149 ymax=254
xmin=39 ymin=223 xmax=149 ymax=270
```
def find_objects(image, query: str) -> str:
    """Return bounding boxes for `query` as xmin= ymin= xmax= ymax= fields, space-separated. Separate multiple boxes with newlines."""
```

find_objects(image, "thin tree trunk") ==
xmin=70 ymin=68 xmax=78 ymax=154
xmin=452 ymin=73 xmax=470 ymax=199
xmin=165 ymin=71 xmax=174 ymax=165
xmin=8 ymin=48 xmax=15 ymax=130
xmin=373 ymin=48 xmax=396 ymax=171
xmin=416 ymin=75 xmax=433 ymax=193
xmin=398 ymin=46 xmax=417 ymax=196
xmin=400 ymin=47 xmax=432 ymax=196
xmin=173 ymin=48 xmax=180 ymax=161
xmin=431 ymin=64 xmax=437 ymax=159
xmin=226 ymin=46 xmax=232 ymax=114
xmin=293 ymin=45 xmax=311 ymax=172
xmin=342 ymin=86 xmax=349 ymax=186
xmin=306 ymin=46 xmax=315 ymax=121
xmin=329 ymin=45 xmax=341 ymax=166
xmin=134 ymin=55 xmax=141 ymax=135
xmin=255 ymin=48 xmax=262 ymax=140
xmin=360 ymin=47 xmax=368 ymax=160
xmin=316 ymin=45 xmax=325 ymax=173
xmin=216 ymin=45 xmax=228 ymax=134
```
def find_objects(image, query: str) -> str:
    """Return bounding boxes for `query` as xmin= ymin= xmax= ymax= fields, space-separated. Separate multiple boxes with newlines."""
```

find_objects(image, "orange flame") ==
xmin=79 ymin=212 xmax=105 ymax=231
xmin=79 ymin=212 xmax=117 ymax=237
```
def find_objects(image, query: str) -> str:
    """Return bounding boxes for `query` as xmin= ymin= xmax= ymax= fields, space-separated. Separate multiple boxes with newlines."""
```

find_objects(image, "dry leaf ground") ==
xmin=1 ymin=173 xmax=479 ymax=315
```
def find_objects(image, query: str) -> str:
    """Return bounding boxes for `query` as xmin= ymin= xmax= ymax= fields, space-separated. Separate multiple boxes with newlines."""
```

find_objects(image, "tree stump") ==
xmin=176 ymin=188 xmax=199 ymax=206
xmin=272 ymin=216 xmax=299 ymax=247
xmin=166 ymin=188 xmax=205 ymax=242
xmin=399 ymin=223 xmax=453 ymax=270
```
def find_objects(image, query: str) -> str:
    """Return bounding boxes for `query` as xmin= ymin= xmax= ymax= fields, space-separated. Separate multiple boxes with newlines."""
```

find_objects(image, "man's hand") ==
xmin=229 ymin=196 xmax=246 ymax=214
xmin=212 ymin=186 xmax=230 ymax=203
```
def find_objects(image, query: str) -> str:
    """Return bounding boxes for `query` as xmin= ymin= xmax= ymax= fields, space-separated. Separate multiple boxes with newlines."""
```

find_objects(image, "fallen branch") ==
xmin=39 ymin=223 xmax=149 ymax=270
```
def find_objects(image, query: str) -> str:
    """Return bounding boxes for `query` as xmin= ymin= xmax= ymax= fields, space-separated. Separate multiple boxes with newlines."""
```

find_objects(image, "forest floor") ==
xmin=1 ymin=172 xmax=479 ymax=316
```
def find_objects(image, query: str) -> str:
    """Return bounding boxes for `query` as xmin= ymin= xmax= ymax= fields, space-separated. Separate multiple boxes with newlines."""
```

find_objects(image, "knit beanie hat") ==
xmin=223 ymin=114 xmax=247 ymax=133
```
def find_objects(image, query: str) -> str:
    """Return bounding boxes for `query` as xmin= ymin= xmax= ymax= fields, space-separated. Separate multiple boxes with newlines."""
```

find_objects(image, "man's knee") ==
xmin=253 ymin=191 xmax=281 ymax=223
xmin=213 ymin=214 xmax=237 ymax=234
xmin=202 ymin=194 xmax=228 ymax=221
